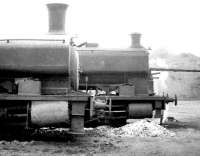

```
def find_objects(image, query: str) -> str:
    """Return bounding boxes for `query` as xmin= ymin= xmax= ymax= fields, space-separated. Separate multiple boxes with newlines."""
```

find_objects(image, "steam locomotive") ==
xmin=0 ymin=3 xmax=175 ymax=134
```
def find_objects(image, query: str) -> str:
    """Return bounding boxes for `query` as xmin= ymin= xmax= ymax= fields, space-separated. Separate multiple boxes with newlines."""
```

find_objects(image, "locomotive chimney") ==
xmin=130 ymin=33 xmax=142 ymax=48
xmin=47 ymin=3 xmax=68 ymax=34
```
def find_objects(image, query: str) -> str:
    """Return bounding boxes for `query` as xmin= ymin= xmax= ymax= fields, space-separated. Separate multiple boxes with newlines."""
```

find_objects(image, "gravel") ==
xmin=85 ymin=119 xmax=175 ymax=137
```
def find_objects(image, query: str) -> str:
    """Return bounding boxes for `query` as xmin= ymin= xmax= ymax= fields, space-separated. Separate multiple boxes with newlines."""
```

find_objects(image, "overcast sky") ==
xmin=0 ymin=0 xmax=199 ymax=56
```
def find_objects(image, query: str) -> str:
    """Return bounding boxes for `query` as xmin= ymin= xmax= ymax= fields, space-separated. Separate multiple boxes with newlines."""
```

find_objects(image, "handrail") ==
xmin=0 ymin=39 xmax=66 ymax=43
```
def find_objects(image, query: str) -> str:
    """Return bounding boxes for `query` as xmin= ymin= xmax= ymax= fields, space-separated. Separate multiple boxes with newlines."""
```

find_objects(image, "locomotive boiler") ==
xmin=0 ymin=3 xmax=175 ymax=135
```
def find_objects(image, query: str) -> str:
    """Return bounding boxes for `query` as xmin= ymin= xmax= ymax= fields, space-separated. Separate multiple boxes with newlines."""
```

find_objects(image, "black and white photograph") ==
xmin=0 ymin=0 xmax=200 ymax=155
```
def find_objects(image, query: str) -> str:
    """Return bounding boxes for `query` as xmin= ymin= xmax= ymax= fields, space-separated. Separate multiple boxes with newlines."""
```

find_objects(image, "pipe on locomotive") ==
xmin=47 ymin=3 xmax=68 ymax=34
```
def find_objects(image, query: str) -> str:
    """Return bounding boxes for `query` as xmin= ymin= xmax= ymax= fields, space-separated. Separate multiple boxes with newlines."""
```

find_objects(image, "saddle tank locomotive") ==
xmin=0 ymin=3 xmax=175 ymax=135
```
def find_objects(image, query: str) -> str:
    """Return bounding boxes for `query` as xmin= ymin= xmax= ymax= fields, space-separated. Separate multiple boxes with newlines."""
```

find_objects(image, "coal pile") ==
xmin=85 ymin=119 xmax=175 ymax=137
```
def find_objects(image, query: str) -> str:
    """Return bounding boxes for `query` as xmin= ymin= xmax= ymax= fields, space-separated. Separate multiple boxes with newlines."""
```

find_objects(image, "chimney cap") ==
xmin=47 ymin=3 xmax=68 ymax=9
xmin=130 ymin=32 xmax=141 ymax=36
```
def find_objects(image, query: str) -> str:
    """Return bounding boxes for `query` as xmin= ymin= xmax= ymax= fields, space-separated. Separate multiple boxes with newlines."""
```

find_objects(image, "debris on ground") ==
xmin=85 ymin=119 xmax=175 ymax=137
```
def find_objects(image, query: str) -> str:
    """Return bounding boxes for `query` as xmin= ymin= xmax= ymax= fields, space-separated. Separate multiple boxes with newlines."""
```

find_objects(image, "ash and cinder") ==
xmin=85 ymin=119 xmax=175 ymax=137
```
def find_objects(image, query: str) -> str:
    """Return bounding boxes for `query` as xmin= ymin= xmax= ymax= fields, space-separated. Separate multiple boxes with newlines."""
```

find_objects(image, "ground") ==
xmin=0 ymin=100 xmax=200 ymax=156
